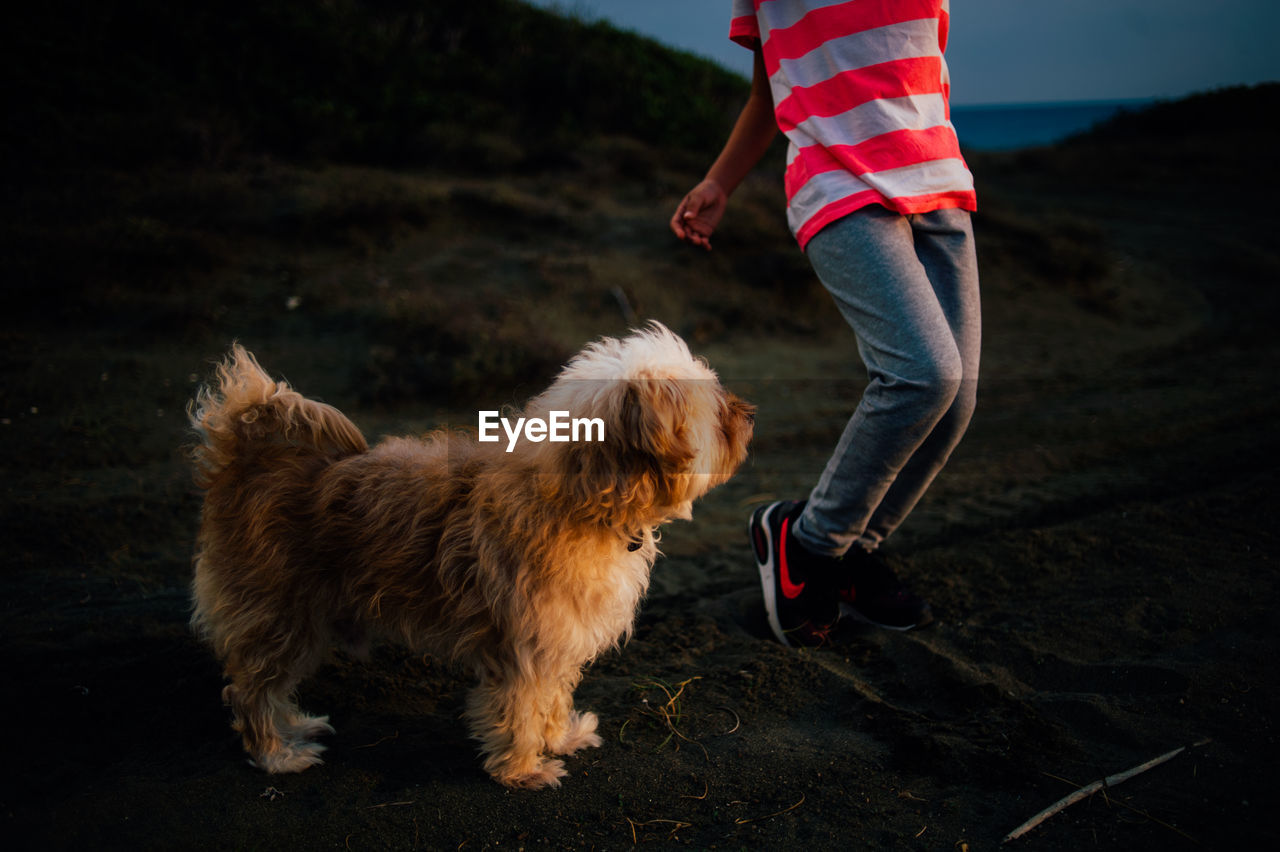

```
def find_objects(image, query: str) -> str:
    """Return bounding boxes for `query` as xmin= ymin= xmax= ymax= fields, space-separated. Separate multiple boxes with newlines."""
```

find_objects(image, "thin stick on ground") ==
xmin=734 ymin=793 xmax=806 ymax=825
xmin=626 ymin=817 xmax=692 ymax=844
xmin=680 ymin=781 xmax=709 ymax=800
xmin=1002 ymin=738 xmax=1211 ymax=844
xmin=1042 ymin=772 xmax=1201 ymax=844
xmin=355 ymin=731 xmax=400 ymax=749
xmin=717 ymin=706 xmax=741 ymax=735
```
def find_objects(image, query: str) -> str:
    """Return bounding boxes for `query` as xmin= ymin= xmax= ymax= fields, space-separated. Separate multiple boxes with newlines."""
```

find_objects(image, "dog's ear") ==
xmin=552 ymin=377 xmax=695 ymax=527
xmin=618 ymin=378 xmax=697 ymax=472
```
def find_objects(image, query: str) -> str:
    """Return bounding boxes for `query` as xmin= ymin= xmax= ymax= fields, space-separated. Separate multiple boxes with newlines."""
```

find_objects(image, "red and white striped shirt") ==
xmin=730 ymin=0 xmax=976 ymax=248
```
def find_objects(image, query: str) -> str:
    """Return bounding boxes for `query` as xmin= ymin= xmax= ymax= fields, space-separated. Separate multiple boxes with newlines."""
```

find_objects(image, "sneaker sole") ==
xmin=750 ymin=501 xmax=792 ymax=647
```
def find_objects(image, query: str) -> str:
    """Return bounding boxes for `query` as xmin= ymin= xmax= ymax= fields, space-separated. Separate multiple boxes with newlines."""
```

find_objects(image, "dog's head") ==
xmin=526 ymin=322 xmax=754 ymax=529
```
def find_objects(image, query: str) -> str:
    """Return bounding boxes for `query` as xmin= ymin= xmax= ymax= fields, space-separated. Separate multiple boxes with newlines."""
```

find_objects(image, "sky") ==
xmin=525 ymin=0 xmax=1280 ymax=106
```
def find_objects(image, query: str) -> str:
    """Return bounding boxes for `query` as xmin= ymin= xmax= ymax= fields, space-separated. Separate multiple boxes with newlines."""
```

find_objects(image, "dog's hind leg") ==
xmin=222 ymin=640 xmax=332 ymax=773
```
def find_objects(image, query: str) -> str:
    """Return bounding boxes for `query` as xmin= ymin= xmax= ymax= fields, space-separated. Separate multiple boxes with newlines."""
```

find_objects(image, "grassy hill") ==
xmin=4 ymin=0 xmax=747 ymax=171
xmin=3 ymin=0 xmax=817 ymax=409
xmin=5 ymin=3 xmax=1277 ymax=406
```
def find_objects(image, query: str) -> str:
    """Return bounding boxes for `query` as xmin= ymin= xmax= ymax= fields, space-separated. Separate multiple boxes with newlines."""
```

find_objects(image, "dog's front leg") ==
xmin=466 ymin=657 xmax=581 ymax=789
xmin=542 ymin=666 xmax=602 ymax=757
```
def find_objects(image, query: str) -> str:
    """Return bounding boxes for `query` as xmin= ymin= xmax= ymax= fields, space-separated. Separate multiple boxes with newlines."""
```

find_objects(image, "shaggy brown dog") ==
xmin=188 ymin=323 xmax=753 ymax=788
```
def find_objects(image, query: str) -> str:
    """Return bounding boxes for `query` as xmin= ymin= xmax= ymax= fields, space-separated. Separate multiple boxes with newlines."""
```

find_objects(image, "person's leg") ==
xmin=861 ymin=207 xmax=981 ymax=546
xmin=793 ymin=205 xmax=978 ymax=556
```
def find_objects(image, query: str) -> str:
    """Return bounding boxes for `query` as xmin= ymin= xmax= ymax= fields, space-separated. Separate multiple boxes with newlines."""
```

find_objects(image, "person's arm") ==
xmin=670 ymin=48 xmax=778 ymax=250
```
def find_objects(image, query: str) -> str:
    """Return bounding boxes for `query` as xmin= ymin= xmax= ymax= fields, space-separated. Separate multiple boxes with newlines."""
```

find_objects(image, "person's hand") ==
xmin=670 ymin=179 xmax=728 ymax=250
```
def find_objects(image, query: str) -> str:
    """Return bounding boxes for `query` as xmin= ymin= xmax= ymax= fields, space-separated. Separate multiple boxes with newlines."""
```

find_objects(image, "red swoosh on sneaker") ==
xmin=779 ymin=516 xmax=804 ymax=599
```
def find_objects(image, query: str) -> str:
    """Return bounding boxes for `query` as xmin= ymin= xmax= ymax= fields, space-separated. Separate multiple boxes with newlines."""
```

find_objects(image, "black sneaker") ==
xmin=836 ymin=548 xmax=933 ymax=631
xmin=749 ymin=500 xmax=841 ymax=647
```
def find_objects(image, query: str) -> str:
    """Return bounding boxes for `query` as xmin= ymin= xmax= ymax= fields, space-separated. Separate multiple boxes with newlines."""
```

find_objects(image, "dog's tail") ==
xmin=188 ymin=344 xmax=368 ymax=487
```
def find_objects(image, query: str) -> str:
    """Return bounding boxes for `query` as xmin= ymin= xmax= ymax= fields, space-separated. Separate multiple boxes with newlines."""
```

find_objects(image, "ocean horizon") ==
xmin=951 ymin=98 xmax=1156 ymax=151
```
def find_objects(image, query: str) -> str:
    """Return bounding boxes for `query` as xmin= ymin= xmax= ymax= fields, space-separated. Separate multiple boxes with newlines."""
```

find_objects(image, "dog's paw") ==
xmin=284 ymin=713 xmax=336 ymax=741
xmin=550 ymin=710 xmax=602 ymax=756
xmin=251 ymin=740 xmax=328 ymax=774
xmin=497 ymin=757 xmax=568 ymax=790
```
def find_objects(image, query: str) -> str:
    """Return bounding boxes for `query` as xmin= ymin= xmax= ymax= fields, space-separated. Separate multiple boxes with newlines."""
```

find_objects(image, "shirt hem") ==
xmin=795 ymin=191 xmax=977 ymax=250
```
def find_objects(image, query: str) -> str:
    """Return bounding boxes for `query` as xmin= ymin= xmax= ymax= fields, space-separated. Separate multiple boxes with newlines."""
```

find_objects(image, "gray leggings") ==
xmin=795 ymin=205 xmax=981 ymax=556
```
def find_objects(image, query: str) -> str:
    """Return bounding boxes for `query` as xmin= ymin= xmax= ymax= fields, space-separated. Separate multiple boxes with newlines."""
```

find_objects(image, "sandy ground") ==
xmin=3 ymin=118 xmax=1278 ymax=849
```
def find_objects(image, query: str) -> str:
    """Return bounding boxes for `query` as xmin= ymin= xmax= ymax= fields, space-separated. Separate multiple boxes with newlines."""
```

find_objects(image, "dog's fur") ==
xmin=187 ymin=323 xmax=753 ymax=788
